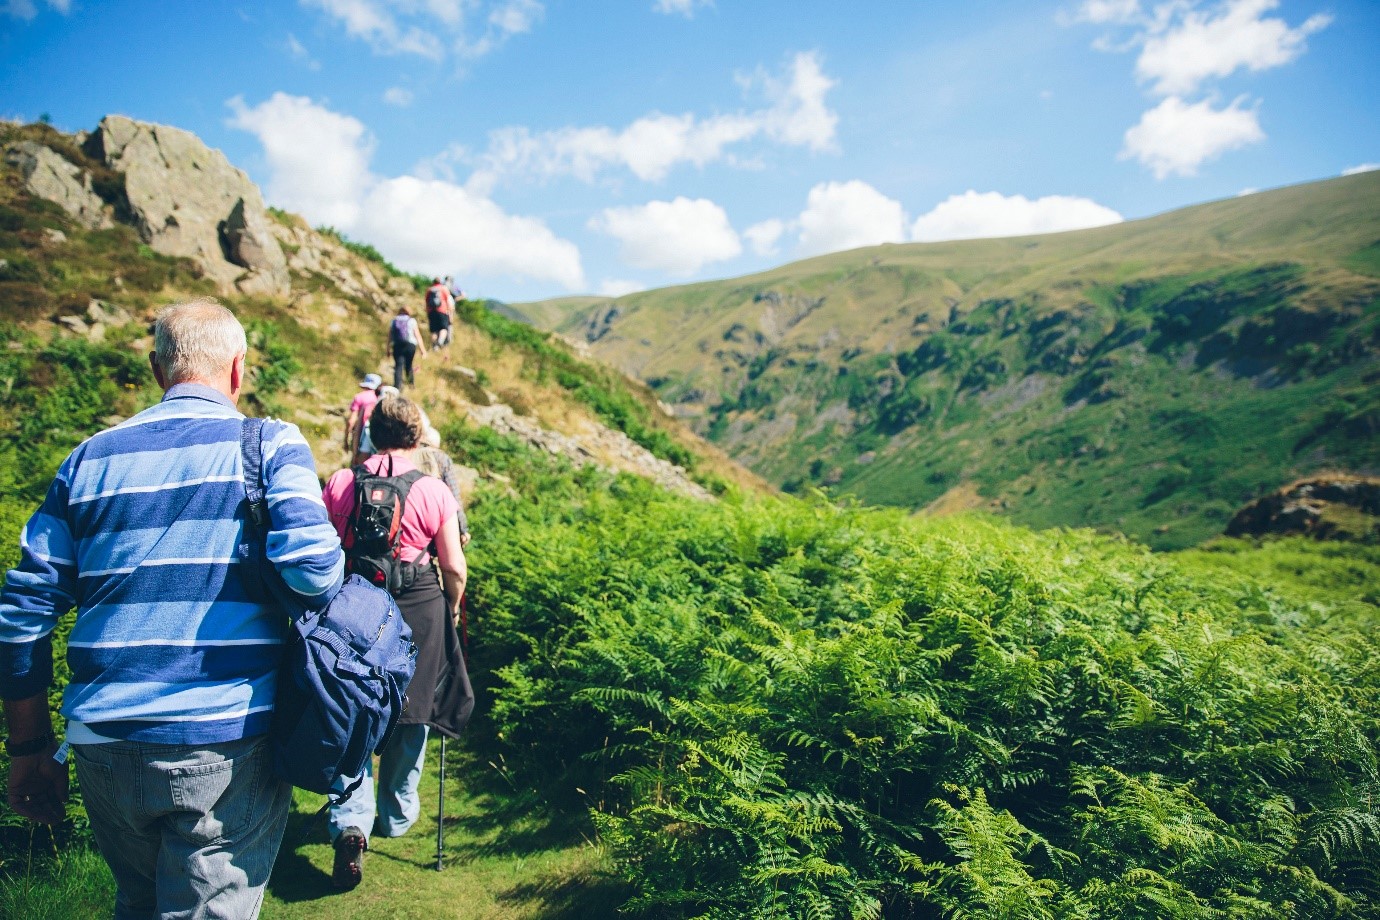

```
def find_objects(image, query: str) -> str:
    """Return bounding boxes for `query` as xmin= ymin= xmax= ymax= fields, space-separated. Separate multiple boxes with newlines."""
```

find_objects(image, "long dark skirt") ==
xmin=393 ymin=565 xmax=473 ymax=738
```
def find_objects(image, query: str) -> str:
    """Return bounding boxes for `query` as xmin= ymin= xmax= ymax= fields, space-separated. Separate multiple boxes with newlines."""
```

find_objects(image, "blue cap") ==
xmin=360 ymin=373 xmax=383 ymax=388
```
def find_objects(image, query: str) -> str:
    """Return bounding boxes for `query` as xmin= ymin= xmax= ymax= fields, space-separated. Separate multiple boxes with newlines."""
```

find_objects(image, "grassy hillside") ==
xmin=0 ymin=117 xmax=759 ymax=877
xmin=511 ymin=173 xmax=1380 ymax=549
xmin=1 ymin=119 xmax=1378 ymax=919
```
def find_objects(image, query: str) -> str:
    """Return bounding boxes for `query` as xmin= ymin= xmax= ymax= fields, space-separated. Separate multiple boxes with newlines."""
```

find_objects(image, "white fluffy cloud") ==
xmin=590 ymin=197 xmax=742 ymax=276
xmin=653 ymin=0 xmax=711 ymax=17
xmin=227 ymin=93 xmax=376 ymax=227
xmin=228 ymin=93 xmax=585 ymax=290
xmin=911 ymin=191 xmax=1122 ymax=242
xmin=1137 ymin=0 xmax=1331 ymax=96
xmin=1071 ymin=0 xmax=1143 ymax=24
xmin=796 ymin=180 xmax=908 ymax=257
xmin=1342 ymin=163 xmax=1379 ymax=176
xmin=356 ymin=176 xmax=584 ymax=290
xmin=1120 ymin=95 xmax=1264 ymax=178
xmin=382 ymin=86 xmax=414 ymax=107
xmin=743 ymin=218 xmax=785 ymax=256
xmin=475 ymin=52 xmax=837 ymax=185
xmin=598 ymin=279 xmax=648 ymax=298
xmin=1073 ymin=1 xmax=1329 ymax=178
xmin=302 ymin=0 xmax=543 ymax=59
xmin=302 ymin=0 xmax=443 ymax=58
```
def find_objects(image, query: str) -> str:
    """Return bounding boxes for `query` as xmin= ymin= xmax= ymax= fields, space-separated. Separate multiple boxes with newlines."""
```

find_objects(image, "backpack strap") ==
xmin=241 ymin=417 xmax=269 ymax=531
xmin=240 ymin=417 xmax=311 ymax=632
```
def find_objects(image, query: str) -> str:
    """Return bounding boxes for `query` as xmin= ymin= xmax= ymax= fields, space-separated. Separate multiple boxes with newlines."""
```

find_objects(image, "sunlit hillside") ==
xmin=512 ymin=172 xmax=1380 ymax=548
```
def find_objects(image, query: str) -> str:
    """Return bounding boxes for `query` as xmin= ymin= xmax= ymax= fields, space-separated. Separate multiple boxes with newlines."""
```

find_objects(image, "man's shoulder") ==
xmin=74 ymin=402 xmax=241 ymax=463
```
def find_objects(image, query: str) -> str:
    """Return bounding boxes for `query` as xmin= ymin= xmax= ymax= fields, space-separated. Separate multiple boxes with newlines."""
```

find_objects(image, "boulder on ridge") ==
xmin=4 ymin=141 xmax=111 ymax=229
xmin=88 ymin=115 xmax=289 ymax=297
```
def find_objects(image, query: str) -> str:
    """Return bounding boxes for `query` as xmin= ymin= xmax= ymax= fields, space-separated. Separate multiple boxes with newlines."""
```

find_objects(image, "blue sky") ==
xmin=3 ymin=0 xmax=1376 ymax=302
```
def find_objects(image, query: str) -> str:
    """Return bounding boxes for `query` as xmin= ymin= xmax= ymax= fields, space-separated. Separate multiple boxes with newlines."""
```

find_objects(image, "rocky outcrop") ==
xmin=88 ymin=115 xmax=289 ymax=297
xmin=3 ymin=141 xmax=111 ymax=229
xmin=465 ymin=402 xmax=713 ymax=501
xmin=1226 ymin=476 xmax=1380 ymax=541
xmin=268 ymin=220 xmax=392 ymax=308
xmin=57 ymin=299 xmax=135 ymax=342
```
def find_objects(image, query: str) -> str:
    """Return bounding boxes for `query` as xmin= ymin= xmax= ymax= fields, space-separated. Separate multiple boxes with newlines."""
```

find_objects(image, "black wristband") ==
xmin=4 ymin=732 xmax=54 ymax=757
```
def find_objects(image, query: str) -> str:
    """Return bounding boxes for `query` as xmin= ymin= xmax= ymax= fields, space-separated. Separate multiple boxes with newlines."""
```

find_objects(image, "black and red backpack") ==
xmin=344 ymin=459 xmax=427 ymax=595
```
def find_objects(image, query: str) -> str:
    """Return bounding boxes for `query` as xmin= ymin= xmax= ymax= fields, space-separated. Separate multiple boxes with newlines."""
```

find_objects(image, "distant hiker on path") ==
xmin=346 ymin=372 xmax=383 ymax=464
xmin=389 ymin=305 xmax=426 ymax=390
xmin=426 ymin=277 xmax=454 ymax=349
xmin=321 ymin=395 xmax=474 ymax=890
xmin=0 ymin=299 xmax=344 ymax=919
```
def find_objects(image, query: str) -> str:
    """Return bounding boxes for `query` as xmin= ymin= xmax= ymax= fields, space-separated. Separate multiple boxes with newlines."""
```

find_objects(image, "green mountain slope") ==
xmin=511 ymin=173 xmax=1380 ymax=548
xmin=3 ymin=119 xmax=1380 ymax=920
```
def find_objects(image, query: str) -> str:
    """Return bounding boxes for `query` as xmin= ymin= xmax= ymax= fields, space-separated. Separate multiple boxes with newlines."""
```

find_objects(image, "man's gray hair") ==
xmin=153 ymin=299 xmax=248 ymax=385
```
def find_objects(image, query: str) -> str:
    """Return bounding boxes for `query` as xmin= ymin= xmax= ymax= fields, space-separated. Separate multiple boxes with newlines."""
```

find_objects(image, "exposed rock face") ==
xmin=89 ymin=115 xmax=289 ymax=297
xmin=269 ymin=220 xmax=394 ymax=308
xmin=465 ymin=402 xmax=713 ymax=501
xmin=1226 ymin=476 xmax=1380 ymax=541
xmin=3 ymin=141 xmax=110 ymax=229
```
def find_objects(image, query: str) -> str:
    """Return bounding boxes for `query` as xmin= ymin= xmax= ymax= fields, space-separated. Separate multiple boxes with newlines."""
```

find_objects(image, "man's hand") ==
xmin=7 ymin=744 xmax=68 ymax=824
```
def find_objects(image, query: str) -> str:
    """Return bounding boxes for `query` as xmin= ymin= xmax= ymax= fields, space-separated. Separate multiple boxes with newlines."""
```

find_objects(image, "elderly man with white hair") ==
xmin=0 ymin=298 xmax=344 ymax=919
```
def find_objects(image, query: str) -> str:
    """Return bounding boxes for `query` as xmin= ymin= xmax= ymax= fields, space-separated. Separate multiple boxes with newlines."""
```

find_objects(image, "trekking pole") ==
xmin=435 ymin=735 xmax=446 ymax=871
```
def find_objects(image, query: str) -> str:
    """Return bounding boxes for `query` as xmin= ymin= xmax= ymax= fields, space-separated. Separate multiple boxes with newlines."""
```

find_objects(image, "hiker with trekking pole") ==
xmin=320 ymin=394 xmax=474 ymax=889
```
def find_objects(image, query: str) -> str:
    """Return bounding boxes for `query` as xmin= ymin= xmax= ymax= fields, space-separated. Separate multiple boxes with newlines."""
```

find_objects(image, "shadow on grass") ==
xmin=495 ymin=872 xmax=638 ymax=920
xmin=442 ymin=753 xmax=598 ymax=861
xmin=265 ymin=801 xmax=336 ymax=904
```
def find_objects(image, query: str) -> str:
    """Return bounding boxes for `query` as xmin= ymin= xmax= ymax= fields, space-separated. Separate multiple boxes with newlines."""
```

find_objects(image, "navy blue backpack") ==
xmin=239 ymin=417 xmax=418 ymax=804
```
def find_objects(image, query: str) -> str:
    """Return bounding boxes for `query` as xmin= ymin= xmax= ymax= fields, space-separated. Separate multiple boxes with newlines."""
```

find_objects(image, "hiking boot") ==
xmin=332 ymin=827 xmax=367 ymax=890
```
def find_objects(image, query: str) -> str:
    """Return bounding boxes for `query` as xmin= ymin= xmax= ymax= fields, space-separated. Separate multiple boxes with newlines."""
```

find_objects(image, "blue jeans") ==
xmin=73 ymin=734 xmax=291 ymax=920
xmin=327 ymin=723 xmax=429 ymax=844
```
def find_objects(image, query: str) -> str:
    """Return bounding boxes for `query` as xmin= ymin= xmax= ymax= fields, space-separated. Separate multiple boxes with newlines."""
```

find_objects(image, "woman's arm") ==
xmin=432 ymin=515 xmax=466 ymax=624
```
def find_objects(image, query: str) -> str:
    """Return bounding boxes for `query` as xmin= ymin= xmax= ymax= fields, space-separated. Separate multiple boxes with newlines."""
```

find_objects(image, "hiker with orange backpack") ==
xmin=425 ymin=277 xmax=454 ymax=349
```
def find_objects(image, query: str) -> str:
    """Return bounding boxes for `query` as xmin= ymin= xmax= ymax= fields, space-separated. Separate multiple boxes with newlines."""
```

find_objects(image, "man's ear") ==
xmin=149 ymin=352 xmax=167 ymax=390
xmin=229 ymin=352 xmax=246 ymax=398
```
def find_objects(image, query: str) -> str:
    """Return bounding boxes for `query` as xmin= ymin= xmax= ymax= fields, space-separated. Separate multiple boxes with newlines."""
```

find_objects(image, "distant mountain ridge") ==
xmin=510 ymin=173 xmax=1380 ymax=548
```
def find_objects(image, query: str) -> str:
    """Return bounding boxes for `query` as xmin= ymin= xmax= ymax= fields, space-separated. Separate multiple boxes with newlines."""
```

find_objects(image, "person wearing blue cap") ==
xmin=346 ymin=373 xmax=383 ymax=464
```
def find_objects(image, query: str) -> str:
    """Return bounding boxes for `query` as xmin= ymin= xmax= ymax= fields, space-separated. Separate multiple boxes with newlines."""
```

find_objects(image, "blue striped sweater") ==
xmin=0 ymin=384 xmax=345 ymax=744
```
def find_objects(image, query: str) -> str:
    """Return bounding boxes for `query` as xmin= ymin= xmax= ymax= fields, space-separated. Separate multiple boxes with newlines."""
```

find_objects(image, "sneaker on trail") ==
xmin=332 ymin=828 xmax=367 ymax=890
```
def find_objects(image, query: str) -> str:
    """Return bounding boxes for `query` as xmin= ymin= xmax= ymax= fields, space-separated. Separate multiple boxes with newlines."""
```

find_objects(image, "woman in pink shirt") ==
xmin=321 ymin=395 xmax=473 ymax=889
xmin=345 ymin=373 xmax=382 ymax=465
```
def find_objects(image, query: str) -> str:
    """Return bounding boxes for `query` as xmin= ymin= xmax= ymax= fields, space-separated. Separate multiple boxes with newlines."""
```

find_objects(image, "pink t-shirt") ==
xmin=349 ymin=390 xmax=379 ymax=418
xmin=348 ymin=390 xmax=380 ymax=451
xmin=323 ymin=453 xmax=459 ymax=565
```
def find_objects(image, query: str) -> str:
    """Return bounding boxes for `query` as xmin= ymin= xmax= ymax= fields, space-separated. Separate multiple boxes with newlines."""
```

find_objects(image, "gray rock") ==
xmin=43 ymin=228 xmax=67 ymax=244
xmin=91 ymin=115 xmax=289 ymax=297
xmin=58 ymin=315 xmax=89 ymax=335
xmin=4 ymin=141 xmax=111 ymax=229
xmin=86 ymin=299 xmax=133 ymax=327
xmin=220 ymin=199 xmax=290 ymax=296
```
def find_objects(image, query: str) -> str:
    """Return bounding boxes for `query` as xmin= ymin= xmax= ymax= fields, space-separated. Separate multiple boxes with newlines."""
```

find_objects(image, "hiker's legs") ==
xmin=393 ymin=342 xmax=416 ymax=389
xmin=155 ymin=737 xmax=291 ymax=919
xmin=328 ymin=756 xmax=377 ymax=845
xmin=75 ymin=742 xmax=160 ymax=918
xmin=76 ymin=736 xmax=290 ymax=920
xmin=373 ymin=723 xmax=429 ymax=838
